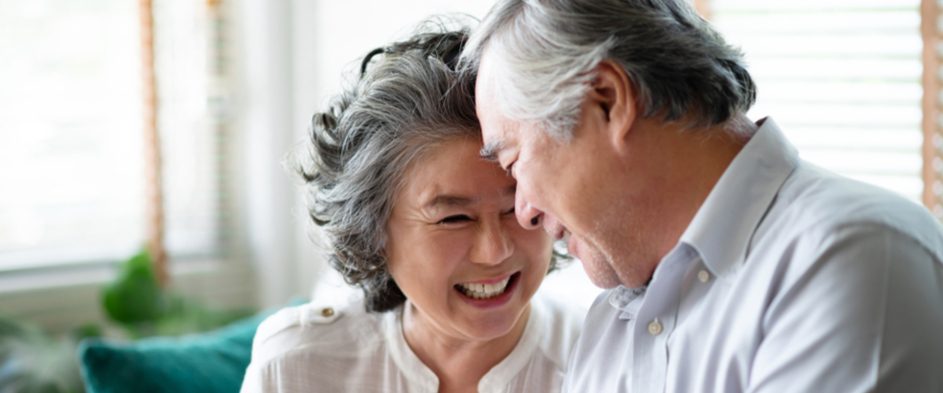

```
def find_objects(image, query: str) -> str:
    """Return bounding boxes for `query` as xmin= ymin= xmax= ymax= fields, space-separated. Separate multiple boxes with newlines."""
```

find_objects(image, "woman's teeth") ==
xmin=456 ymin=276 xmax=511 ymax=299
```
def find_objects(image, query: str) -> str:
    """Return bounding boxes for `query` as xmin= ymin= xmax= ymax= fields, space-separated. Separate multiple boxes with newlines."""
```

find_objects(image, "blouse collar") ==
xmin=383 ymin=301 xmax=544 ymax=393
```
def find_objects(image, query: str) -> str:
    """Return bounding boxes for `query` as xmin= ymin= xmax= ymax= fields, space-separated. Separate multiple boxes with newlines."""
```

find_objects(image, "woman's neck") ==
xmin=401 ymin=303 xmax=531 ymax=393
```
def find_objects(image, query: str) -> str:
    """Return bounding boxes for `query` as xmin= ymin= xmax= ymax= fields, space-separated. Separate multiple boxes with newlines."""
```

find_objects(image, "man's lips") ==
xmin=541 ymin=215 xmax=578 ymax=258
xmin=541 ymin=216 xmax=567 ymax=240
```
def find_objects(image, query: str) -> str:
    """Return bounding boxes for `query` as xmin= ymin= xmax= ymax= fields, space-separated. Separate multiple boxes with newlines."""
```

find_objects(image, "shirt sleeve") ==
xmin=238 ymin=306 xmax=308 ymax=393
xmin=240 ymin=361 xmax=271 ymax=393
xmin=748 ymin=223 xmax=943 ymax=393
xmin=240 ymin=325 xmax=282 ymax=393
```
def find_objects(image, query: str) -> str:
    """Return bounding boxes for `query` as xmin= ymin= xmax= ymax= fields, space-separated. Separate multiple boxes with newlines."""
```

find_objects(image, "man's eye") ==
xmin=501 ymin=206 xmax=515 ymax=216
xmin=438 ymin=215 xmax=471 ymax=225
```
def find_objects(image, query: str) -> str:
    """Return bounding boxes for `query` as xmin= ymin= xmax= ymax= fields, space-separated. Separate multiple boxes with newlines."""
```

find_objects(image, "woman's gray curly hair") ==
xmin=297 ymin=21 xmax=560 ymax=312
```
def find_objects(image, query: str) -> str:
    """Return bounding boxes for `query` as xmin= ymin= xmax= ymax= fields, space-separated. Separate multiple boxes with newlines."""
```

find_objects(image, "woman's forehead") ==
xmin=397 ymin=138 xmax=515 ymax=208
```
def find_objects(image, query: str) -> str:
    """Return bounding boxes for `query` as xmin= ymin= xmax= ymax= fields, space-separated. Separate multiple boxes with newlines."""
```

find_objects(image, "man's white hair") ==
xmin=461 ymin=0 xmax=757 ymax=140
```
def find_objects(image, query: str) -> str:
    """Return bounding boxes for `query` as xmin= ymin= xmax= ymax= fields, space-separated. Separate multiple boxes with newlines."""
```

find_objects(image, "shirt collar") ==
xmin=384 ymin=303 xmax=439 ymax=392
xmin=607 ymin=285 xmax=647 ymax=320
xmin=478 ymin=303 xmax=544 ymax=392
xmin=679 ymin=117 xmax=799 ymax=276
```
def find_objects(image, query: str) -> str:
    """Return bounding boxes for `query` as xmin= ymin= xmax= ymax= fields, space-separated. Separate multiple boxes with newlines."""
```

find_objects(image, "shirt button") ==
xmin=698 ymin=269 xmax=711 ymax=283
xmin=321 ymin=307 xmax=335 ymax=317
xmin=647 ymin=319 xmax=663 ymax=336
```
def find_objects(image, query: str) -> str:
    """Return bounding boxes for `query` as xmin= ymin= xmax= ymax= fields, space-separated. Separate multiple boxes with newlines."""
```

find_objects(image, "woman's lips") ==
xmin=454 ymin=272 xmax=521 ymax=307
xmin=459 ymin=273 xmax=514 ymax=285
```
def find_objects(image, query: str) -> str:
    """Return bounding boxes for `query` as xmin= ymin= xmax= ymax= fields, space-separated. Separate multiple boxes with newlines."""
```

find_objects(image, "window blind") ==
xmin=708 ymin=0 xmax=924 ymax=202
xmin=153 ymin=0 xmax=226 ymax=259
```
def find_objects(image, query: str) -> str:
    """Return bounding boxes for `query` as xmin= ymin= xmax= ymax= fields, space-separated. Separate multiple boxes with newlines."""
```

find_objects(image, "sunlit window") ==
xmin=710 ymin=0 xmax=924 ymax=201
xmin=0 ymin=0 xmax=223 ymax=271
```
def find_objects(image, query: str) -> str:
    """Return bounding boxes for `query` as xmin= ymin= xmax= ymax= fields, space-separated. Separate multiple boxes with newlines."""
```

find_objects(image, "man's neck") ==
xmin=629 ymin=115 xmax=754 ymax=277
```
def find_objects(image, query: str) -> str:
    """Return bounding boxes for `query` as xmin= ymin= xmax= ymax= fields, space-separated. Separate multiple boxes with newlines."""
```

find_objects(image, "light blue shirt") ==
xmin=563 ymin=118 xmax=943 ymax=393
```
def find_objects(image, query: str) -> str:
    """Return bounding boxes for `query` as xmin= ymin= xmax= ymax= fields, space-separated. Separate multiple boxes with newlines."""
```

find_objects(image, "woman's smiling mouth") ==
xmin=454 ymin=272 xmax=521 ymax=301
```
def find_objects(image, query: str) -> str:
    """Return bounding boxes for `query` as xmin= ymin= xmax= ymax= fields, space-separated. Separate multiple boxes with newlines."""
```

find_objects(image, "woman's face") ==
xmin=386 ymin=135 xmax=553 ymax=342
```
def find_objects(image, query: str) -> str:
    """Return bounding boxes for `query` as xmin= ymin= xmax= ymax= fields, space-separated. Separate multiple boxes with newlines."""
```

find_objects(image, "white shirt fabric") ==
xmin=241 ymin=294 xmax=582 ymax=393
xmin=563 ymin=118 xmax=943 ymax=393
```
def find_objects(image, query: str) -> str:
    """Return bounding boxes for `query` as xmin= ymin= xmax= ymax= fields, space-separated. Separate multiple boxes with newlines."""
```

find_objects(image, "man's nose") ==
xmin=516 ymin=192 xmax=542 ymax=230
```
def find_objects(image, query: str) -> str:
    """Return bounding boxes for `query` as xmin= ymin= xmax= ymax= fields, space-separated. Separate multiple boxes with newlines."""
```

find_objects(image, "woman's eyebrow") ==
xmin=423 ymin=185 xmax=514 ymax=211
xmin=424 ymin=194 xmax=477 ymax=210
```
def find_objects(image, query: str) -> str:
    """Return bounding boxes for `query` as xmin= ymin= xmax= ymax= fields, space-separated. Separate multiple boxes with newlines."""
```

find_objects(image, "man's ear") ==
xmin=586 ymin=60 xmax=636 ymax=153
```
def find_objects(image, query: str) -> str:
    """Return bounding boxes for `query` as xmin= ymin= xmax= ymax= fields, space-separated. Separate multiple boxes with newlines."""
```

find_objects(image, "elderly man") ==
xmin=461 ymin=0 xmax=943 ymax=392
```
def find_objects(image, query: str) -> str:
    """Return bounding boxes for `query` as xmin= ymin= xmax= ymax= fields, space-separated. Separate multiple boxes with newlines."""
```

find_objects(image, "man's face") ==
xmin=474 ymin=52 xmax=634 ymax=288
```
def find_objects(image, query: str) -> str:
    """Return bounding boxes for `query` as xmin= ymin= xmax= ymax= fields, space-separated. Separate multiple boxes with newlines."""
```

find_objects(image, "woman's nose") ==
xmin=470 ymin=219 xmax=514 ymax=265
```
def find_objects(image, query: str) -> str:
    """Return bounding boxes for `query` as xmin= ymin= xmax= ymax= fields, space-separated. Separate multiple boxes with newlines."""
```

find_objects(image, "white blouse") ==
xmin=241 ymin=294 xmax=582 ymax=393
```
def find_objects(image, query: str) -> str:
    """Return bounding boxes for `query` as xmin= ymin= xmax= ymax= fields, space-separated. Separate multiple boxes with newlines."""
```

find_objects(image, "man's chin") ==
xmin=585 ymin=274 xmax=622 ymax=289
xmin=583 ymin=259 xmax=622 ymax=288
xmin=571 ymin=242 xmax=623 ymax=288
xmin=589 ymin=278 xmax=620 ymax=289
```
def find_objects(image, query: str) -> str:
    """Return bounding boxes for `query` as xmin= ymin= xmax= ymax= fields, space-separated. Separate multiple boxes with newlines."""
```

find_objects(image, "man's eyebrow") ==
xmin=479 ymin=140 xmax=503 ymax=162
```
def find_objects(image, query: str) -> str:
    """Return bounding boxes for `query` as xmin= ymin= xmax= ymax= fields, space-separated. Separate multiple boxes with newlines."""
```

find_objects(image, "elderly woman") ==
xmin=240 ymin=24 xmax=581 ymax=393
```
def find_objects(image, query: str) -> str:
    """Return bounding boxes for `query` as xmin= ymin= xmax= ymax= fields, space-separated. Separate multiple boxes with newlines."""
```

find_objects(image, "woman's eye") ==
xmin=438 ymin=215 xmax=471 ymax=225
xmin=501 ymin=207 xmax=515 ymax=216
xmin=505 ymin=162 xmax=516 ymax=178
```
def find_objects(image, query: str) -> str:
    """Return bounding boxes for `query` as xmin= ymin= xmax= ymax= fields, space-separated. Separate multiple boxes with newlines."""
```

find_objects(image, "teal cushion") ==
xmin=77 ymin=302 xmax=300 ymax=393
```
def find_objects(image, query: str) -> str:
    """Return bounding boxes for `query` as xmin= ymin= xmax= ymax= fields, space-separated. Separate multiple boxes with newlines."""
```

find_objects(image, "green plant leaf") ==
xmin=101 ymin=249 xmax=165 ymax=324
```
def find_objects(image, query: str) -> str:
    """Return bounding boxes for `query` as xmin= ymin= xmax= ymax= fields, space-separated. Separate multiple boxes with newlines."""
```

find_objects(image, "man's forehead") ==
xmin=474 ymin=51 xmax=522 ymax=160
xmin=473 ymin=51 xmax=505 ymax=121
